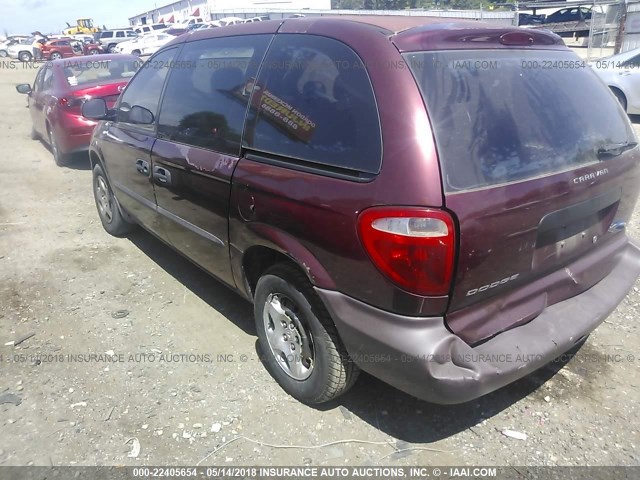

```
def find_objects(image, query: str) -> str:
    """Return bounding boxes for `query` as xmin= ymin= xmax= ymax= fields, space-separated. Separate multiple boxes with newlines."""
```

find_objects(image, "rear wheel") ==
xmin=19 ymin=51 xmax=32 ymax=62
xmin=254 ymin=264 xmax=359 ymax=404
xmin=92 ymin=163 xmax=135 ymax=236
xmin=88 ymin=49 xmax=99 ymax=55
xmin=30 ymin=127 xmax=39 ymax=140
xmin=611 ymin=88 xmax=627 ymax=112
xmin=132 ymin=49 xmax=141 ymax=56
xmin=0 ymin=50 xmax=8 ymax=58
xmin=50 ymin=52 xmax=62 ymax=60
xmin=108 ymin=44 xmax=117 ymax=53
xmin=47 ymin=124 xmax=69 ymax=166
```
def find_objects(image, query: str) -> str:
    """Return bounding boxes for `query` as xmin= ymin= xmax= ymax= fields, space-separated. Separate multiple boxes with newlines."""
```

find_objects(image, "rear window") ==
xmin=406 ymin=50 xmax=636 ymax=192
xmin=63 ymin=58 xmax=139 ymax=86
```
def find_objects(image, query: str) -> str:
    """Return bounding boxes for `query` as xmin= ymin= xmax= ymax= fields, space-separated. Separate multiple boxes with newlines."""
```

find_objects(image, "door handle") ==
xmin=153 ymin=165 xmax=171 ymax=185
xmin=135 ymin=159 xmax=149 ymax=174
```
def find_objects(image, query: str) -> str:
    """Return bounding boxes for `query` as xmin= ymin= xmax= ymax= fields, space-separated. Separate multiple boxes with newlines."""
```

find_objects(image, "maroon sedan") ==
xmin=16 ymin=54 xmax=139 ymax=165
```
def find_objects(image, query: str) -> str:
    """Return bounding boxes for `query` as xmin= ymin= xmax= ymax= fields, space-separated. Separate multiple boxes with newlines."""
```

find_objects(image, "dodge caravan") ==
xmin=82 ymin=16 xmax=640 ymax=404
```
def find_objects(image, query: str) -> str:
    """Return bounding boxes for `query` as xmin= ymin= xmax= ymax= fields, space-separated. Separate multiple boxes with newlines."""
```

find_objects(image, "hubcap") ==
xmin=263 ymin=293 xmax=314 ymax=380
xmin=96 ymin=176 xmax=113 ymax=223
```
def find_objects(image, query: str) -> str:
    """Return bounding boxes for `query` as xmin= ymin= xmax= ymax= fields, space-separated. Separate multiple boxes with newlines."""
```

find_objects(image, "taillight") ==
xmin=59 ymin=96 xmax=84 ymax=108
xmin=358 ymin=207 xmax=456 ymax=296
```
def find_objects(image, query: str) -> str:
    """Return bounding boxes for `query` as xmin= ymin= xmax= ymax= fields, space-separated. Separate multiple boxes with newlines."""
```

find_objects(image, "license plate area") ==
xmin=532 ymin=189 xmax=621 ymax=269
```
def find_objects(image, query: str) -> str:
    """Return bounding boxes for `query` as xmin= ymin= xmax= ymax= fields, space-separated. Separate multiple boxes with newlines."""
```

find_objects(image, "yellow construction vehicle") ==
xmin=63 ymin=19 xmax=100 ymax=35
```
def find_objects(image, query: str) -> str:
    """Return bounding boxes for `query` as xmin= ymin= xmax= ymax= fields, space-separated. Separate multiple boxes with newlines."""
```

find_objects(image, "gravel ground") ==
xmin=0 ymin=62 xmax=639 ymax=467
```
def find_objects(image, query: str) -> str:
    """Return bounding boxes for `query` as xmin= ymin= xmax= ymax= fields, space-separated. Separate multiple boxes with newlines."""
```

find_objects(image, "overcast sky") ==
xmin=2 ymin=0 xmax=159 ymax=35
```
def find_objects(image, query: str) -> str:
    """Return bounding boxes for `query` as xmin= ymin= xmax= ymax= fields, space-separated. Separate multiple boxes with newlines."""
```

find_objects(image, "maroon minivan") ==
xmin=82 ymin=16 xmax=640 ymax=404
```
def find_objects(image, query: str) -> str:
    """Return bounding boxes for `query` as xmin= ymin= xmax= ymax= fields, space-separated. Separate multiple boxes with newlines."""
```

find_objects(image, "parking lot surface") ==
xmin=0 ymin=63 xmax=639 ymax=466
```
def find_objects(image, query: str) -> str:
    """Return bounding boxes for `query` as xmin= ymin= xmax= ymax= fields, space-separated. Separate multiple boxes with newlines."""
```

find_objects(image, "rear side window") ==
xmin=42 ymin=68 xmax=54 ymax=90
xmin=245 ymin=34 xmax=382 ymax=174
xmin=116 ymin=31 xmax=125 ymax=38
xmin=157 ymin=35 xmax=271 ymax=155
xmin=101 ymin=32 xmax=113 ymax=39
xmin=406 ymin=50 xmax=636 ymax=191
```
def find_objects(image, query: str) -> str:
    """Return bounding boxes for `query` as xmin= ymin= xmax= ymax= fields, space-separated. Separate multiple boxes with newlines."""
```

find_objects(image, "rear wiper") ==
xmin=597 ymin=141 xmax=638 ymax=160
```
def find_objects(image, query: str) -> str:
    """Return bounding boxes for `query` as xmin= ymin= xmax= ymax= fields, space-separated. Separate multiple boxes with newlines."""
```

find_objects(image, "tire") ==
xmin=88 ymin=49 xmax=99 ymax=55
xmin=47 ymin=123 xmax=69 ymax=166
xmin=92 ymin=163 xmax=135 ymax=237
xmin=611 ymin=88 xmax=627 ymax=112
xmin=50 ymin=52 xmax=62 ymax=60
xmin=30 ymin=127 xmax=39 ymax=140
xmin=19 ymin=51 xmax=32 ymax=62
xmin=108 ymin=44 xmax=117 ymax=53
xmin=254 ymin=264 xmax=359 ymax=404
xmin=0 ymin=50 xmax=7 ymax=58
xmin=132 ymin=49 xmax=141 ymax=56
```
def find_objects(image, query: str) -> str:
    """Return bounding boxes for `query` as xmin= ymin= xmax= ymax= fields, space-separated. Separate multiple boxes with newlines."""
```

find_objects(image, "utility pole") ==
xmin=614 ymin=0 xmax=628 ymax=54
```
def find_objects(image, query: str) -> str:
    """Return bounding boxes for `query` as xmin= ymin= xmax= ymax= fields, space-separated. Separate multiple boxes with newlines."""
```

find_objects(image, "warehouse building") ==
xmin=129 ymin=0 xmax=331 ymax=25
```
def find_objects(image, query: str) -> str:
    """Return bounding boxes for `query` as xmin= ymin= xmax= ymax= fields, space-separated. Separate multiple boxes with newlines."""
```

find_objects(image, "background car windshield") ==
xmin=63 ymin=58 xmax=139 ymax=86
xmin=406 ymin=49 xmax=636 ymax=191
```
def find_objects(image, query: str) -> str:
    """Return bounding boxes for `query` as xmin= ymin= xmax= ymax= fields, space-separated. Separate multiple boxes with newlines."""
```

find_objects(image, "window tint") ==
xmin=116 ymin=31 xmax=125 ymax=38
xmin=117 ymin=48 xmax=177 ymax=128
xmin=246 ymin=34 xmax=381 ymax=174
xmin=101 ymin=32 xmax=113 ymax=39
xmin=406 ymin=50 xmax=635 ymax=191
xmin=127 ymin=31 xmax=137 ymax=37
xmin=157 ymin=35 xmax=271 ymax=155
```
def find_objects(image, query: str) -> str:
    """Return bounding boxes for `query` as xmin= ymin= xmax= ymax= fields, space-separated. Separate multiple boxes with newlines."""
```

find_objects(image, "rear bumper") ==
xmin=54 ymin=113 xmax=96 ymax=154
xmin=316 ymin=237 xmax=640 ymax=404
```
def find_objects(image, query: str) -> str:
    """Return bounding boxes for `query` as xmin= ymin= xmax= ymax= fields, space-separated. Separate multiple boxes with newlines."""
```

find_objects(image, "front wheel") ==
xmin=50 ymin=52 xmax=62 ymax=60
xmin=88 ymin=49 xmax=99 ymax=55
xmin=254 ymin=264 xmax=359 ymax=404
xmin=19 ymin=51 xmax=32 ymax=62
xmin=132 ymin=49 xmax=141 ymax=56
xmin=108 ymin=44 xmax=117 ymax=53
xmin=92 ymin=163 xmax=135 ymax=237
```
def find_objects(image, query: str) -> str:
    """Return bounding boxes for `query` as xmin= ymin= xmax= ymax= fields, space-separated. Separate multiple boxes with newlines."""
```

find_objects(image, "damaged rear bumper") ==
xmin=316 ymin=237 xmax=640 ymax=404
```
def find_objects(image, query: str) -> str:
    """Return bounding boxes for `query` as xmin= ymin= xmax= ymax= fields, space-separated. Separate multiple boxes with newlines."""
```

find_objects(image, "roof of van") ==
xmin=312 ymin=15 xmax=472 ymax=34
xmin=177 ymin=16 xmax=565 ymax=51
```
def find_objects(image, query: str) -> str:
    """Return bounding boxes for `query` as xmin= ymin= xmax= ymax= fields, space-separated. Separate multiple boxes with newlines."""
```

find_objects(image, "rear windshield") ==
xmin=63 ymin=58 xmax=139 ymax=86
xmin=405 ymin=50 xmax=636 ymax=192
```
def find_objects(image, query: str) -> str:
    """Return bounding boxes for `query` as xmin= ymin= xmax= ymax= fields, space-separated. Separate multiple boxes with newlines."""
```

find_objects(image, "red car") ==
xmin=16 ymin=54 xmax=139 ymax=165
xmin=40 ymin=38 xmax=102 ymax=60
